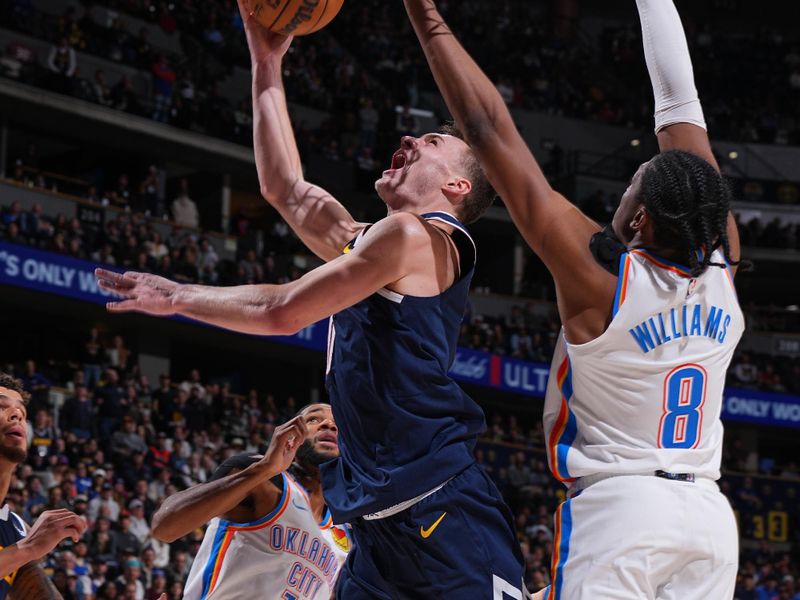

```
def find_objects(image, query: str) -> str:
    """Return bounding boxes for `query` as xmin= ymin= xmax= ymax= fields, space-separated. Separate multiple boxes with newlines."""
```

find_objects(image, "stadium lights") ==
xmin=630 ymin=139 xmax=641 ymax=147
xmin=728 ymin=151 xmax=739 ymax=159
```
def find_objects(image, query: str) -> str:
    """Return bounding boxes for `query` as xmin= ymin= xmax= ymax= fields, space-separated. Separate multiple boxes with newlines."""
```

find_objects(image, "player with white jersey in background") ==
xmin=403 ymin=0 xmax=743 ymax=598
xmin=151 ymin=404 xmax=350 ymax=600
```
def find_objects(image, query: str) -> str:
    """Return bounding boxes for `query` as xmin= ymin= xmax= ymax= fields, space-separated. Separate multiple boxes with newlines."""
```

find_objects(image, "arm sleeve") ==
xmin=636 ymin=0 xmax=707 ymax=133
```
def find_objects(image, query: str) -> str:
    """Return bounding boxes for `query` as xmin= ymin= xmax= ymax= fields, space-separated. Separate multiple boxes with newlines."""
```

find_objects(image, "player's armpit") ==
xmin=539 ymin=205 xmax=619 ymax=343
xmin=8 ymin=562 xmax=62 ymax=600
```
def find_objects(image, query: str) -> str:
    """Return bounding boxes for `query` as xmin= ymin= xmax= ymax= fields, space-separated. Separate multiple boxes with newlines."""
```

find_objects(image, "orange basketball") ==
xmin=244 ymin=0 xmax=345 ymax=36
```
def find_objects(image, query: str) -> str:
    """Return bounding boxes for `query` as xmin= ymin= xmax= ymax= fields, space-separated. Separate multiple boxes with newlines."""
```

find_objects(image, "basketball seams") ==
xmin=306 ymin=0 xmax=329 ymax=35
xmin=253 ymin=0 xmax=342 ymax=36
xmin=266 ymin=0 xmax=294 ymax=31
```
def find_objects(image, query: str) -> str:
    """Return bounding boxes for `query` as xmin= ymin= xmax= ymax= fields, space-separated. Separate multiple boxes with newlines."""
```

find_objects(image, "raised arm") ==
xmin=239 ymin=0 xmax=364 ymax=262
xmin=403 ymin=1 xmax=598 ymax=254
xmin=404 ymin=0 xmax=615 ymax=340
xmin=96 ymin=212 xmax=430 ymax=335
xmin=636 ymin=0 xmax=740 ymax=272
xmin=152 ymin=417 xmax=306 ymax=542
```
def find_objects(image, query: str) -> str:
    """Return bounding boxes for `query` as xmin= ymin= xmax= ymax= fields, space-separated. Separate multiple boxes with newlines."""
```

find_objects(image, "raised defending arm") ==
xmin=152 ymin=417 xmax=307 ymax=542
xmin=404 ymin=0 xmax=616 ymax=342
xmin=636 ymin=0 xmax=740 ymax=272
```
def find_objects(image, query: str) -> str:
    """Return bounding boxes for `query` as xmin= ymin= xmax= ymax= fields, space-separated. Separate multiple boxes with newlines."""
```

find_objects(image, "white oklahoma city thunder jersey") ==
xmin=184 ymin=472 xmax=350 ymax=600
xmin=544 ymin=248 xmax=744 ymax=484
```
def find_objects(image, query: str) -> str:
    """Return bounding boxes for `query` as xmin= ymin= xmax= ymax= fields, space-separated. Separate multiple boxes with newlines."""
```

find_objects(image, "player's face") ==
xmin=375 ymin=133 xmax=471 ymax=207
xmin=612 ymin=160 xmax=650 ymax=245
xmin=302 ymin=404 xmax=339 ymax=458
xmin=0 ymin=388 xmax=28 ymax=463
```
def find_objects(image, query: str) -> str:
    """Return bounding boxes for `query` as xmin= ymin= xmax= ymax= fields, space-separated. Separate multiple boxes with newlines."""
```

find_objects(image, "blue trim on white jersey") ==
xmin=637 ymin=248 xmax=693 ymax=275
xmin=553 ymin=501 xmax=573 ymax=600
xmin=218 ymin=472 xmax=289 ymax=528
xmin=199 ymin=522 xmax=229 ymax=600
xmin=556 ymin=360 xmax=577 ymax=480
xmin=611 ymin=251 xmax=630 ymax=318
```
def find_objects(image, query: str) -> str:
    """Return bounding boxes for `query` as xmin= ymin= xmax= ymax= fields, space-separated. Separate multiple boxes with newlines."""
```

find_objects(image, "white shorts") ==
xmin=543 ymin=474 xmax=738 ymax=600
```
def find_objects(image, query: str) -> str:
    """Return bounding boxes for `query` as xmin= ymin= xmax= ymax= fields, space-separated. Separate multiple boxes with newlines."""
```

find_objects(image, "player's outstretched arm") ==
xmin=238 ymin=0 xmax=364 ymax=262
xmin=96 ymin=212 xmax=424 ymax=335
xmin=403 ymin=1 xmax=612 ymax=332
xmin=403 ymin=1 xmax=602 ymax=251
xmin=636 ymin=0 xmax=740 ymax=273
xmin=152 ymin=417 xmax=307 ymax=543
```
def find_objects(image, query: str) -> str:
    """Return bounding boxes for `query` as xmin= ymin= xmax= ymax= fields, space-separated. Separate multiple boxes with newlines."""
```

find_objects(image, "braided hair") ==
xmin=639 ymin=150 xmax=739 ymax=277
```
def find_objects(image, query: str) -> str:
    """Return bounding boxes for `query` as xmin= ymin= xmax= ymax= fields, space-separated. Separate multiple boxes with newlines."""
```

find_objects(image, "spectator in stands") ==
xmin=139 ymin=165 xmax=163 ymax=217
xmin=61 ymin=384 xmax=94 ymax=439
xmin=237 ymin=248 xmax=262 ymax=283
xmin=4 ymin=221 xmax=26 ymax=245
xmin=111 ymin=416 xmax=148 ymax=459
xmin=110 ymin=74 xmax=142 ymax=115
xmin=2 ymin=200 xmax=22 ymax=227
xmin=170 ymin=179 xmax=199 ymax=229
xmin=20 ymin=359 xmax=49 ymax=410
xmin=93 ymin=69 xmax=112 ymax=106
xmin=47 ymin=37 xmax=77 ymax=94
xmin=151 ymin=55 xmax=176 ymax=123
xmin=19 ymin=202 xmax=43 ymax=240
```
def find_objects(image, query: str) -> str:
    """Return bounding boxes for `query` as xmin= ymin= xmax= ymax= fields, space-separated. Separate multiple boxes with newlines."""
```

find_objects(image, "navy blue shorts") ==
xmin=335 ymin=463 xmax=526 ymax=599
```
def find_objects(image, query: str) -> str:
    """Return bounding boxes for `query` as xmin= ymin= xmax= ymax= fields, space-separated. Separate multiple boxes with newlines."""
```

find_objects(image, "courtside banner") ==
xmin=2 ymin=241 xmax=798 ymax=427
xmin=0 ymin=241 xmax=328 ymax=350
xmin=721 ymin=389 xmax=800 ymax=429
xmin=0 ymin=240 xmax=116 ymax=304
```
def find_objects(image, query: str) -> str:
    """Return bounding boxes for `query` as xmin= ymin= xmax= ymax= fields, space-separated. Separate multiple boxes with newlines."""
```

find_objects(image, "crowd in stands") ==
xmin=580 ymin=189 xmax=800 ymax=248
xmin=0 ymin=186 xmax=310 ymax=287
xmin=480 ymin=412 xmax=800 ymax=599
xmin=1 ymin=185 xmax=798 ymax=397
xmin=3 ymin=2 xmax=800 ymax=185
xmin=3 ymin=331 xmax=799 ymax=599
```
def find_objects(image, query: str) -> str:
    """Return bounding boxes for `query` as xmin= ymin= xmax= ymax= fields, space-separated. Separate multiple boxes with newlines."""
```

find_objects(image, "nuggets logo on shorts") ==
xmin=331 ymin=526 xmax=349 ymax=552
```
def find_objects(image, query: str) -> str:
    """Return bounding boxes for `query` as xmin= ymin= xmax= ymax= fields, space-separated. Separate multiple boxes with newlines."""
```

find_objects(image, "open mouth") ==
xmin=4 ymin=428 xmax=24 ymax=441
xmin=388 ymin=150 xmax=407 ymax=171
xmin=316 ymin=432 xmax=338 ymax=448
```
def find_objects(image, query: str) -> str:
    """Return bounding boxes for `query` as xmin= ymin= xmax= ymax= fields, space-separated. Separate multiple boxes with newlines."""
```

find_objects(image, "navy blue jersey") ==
xmin=321 ymin=212 xmax=487 ymax=523
xmin=0 ymin=505 xmax=27 ymax=598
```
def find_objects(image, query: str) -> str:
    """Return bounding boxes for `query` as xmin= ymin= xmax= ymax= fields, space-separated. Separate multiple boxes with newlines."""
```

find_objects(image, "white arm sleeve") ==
xmin=636 ymin=0 xmax=707 ymax=133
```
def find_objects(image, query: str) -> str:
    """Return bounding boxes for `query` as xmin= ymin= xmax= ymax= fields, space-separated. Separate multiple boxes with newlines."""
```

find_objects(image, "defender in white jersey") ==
xmin=152 ymin=405 xmax=349 ymax=599
xmin=403 ymin=0 xmax=743 ymax=598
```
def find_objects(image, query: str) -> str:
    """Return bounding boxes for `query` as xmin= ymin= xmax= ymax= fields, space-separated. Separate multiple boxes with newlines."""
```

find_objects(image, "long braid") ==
xmin=640 ymin=150 xmax=740 ymax=277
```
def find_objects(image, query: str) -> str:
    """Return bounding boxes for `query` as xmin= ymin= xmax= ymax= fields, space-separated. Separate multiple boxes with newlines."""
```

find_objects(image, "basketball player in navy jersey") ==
xmin=0 ymin=373 xmax=88 ymax=599
xmin=94 ymin=1 xmax=527 ymax=598
xmin=405 ymin=0 xmax=742 ymax=598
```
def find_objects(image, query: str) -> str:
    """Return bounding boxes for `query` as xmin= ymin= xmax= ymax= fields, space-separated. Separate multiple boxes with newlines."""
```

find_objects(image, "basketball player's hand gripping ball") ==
xmin=242 ymin=0 xmax=345 ymax=36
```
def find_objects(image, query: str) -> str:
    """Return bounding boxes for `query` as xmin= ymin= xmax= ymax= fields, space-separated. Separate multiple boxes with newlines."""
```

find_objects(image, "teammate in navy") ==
xmin=0 ymin=373 xmax=87 ymax=599
xmin=94 ymin=1 xmax=526 ymax=598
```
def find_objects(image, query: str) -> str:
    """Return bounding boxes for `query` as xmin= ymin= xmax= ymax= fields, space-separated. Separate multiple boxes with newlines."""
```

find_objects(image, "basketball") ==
xmin=244 ymin=0 xmax=345 ymax=36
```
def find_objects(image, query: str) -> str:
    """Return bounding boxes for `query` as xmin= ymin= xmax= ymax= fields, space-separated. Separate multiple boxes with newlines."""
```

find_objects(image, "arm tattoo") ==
xmin=8 ymin=562 xmax=62 ymax=600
